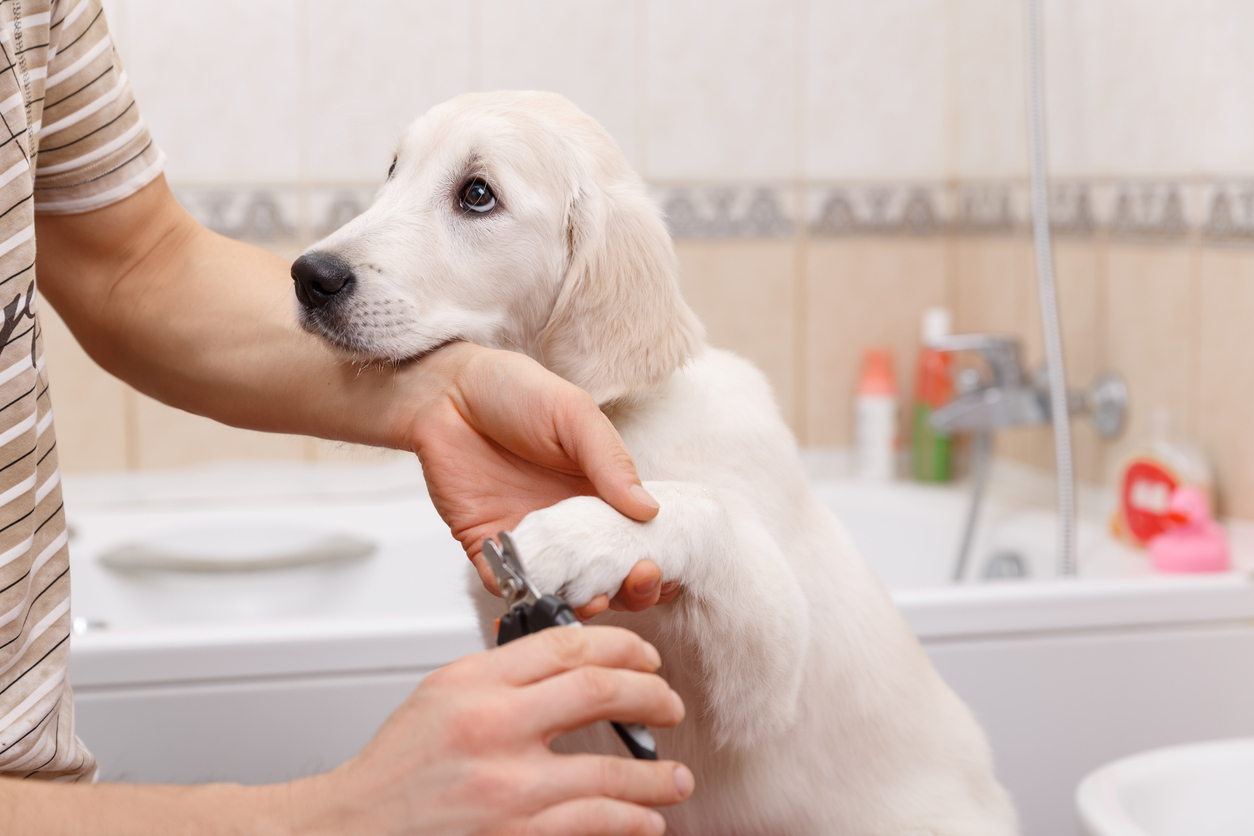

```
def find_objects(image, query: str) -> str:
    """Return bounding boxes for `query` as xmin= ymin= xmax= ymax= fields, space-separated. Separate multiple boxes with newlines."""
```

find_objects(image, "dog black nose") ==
xmin=291 ymin=253 xmax=355 ymax=309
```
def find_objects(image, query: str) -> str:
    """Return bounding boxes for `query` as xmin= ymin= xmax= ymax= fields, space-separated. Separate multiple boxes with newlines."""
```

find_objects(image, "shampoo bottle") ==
xmin=855 ymin=348 xmax=899 ymax=481
xmin=1111 ymin=408 xmax=1214 ymax=548
xmin=911 ymin=308 xmax=954 ymax=482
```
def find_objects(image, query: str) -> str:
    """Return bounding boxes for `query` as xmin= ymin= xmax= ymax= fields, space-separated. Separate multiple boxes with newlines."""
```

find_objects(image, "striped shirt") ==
xmin=0 ymin=0 xmax=164 ymax=782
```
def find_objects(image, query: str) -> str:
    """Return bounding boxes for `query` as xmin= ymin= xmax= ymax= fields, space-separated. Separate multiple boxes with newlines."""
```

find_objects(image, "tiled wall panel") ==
xmin=646 ymin=0 xmax=797 ymax=180
xmin=674 ymin=240 xmax=799 ymax=432
xmin=35 ymin=0 xmax=1254 ymax=522
xmin=949 ymin=237 xmax=1106 ymax=483
xmin=807 ymin=0 xmax=949 ymax=181
xmin=303 ymin=1 xmax=472 ymax=183
xmin=1198 ymin=250 xmax=1254 ymax=518
xmin=122 ymin=0 xmax=302 ymax=184
xmin=804 ymin=238 xmax=949 ymax=447
xmin=951 ymin=236 xmax=1051 ymax=472
xmin=1197 ymin=0 xmax=1254 ymax=178
xmin=481 ymin=0 xmax=638 ymax=168
xmin=40 ymin=301 xmax=130 ymax=472
xmin=1041 ymin=0 xmax=1101 ymax=178
xmin=953 ymin=237 xmax=1038 ymax=355
xmin=1083 ymin=0 xmax=1202 ymax=179
xmin=1053 ymin=240 xmax=1106 ymax=484
xmin=1103 ymin=243 xmax=1199 ymax=458
xmin=952 ymin=0 xmax=1027 ymax=180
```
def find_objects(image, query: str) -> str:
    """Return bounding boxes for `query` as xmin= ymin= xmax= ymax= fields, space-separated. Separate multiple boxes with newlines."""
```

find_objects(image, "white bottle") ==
xmin=855 ymin=348 xmax=899 ymax=481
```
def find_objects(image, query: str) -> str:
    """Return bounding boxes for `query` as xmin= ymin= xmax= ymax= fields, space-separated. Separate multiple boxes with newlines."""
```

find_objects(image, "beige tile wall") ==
xmin=805 ymin=237 xmax=949 ymax=446
xmin=40 ymin=302 xmax=131 ymax=472
xmin=1104 ymin=244 xmax=1200 ymax=449
xmin=946 ymin=236 xmax=1103 ymax=483
xmin=50 ymin=0 xmax=1254 ymax=522
xmin=1053 ymin=240 xmax=1106 ymax=485
xmin=40 ymin=228 xmax=1254 ymax=519
xmin=674 ymin=240 xmax=801 ymax=428
xmin=101 ymin=0 xmax=1254 ymax=187
xmin=1198 ymin=249 xmax=1254 ymax=518
xmin=679 ymin=231 xmax=1251 ymax=521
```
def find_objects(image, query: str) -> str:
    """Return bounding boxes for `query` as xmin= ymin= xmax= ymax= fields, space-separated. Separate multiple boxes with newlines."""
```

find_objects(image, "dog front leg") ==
xmin=509 ymin=481 xmax=810 ymax=750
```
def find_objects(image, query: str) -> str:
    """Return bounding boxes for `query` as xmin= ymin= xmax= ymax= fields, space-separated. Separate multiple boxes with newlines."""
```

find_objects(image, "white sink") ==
xmin=1077 ymin=738 xmax=1254 ymax=836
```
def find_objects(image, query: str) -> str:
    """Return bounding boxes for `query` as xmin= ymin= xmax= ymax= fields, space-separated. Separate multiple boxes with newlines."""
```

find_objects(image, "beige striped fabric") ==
xmin=0 ymin=0 xmax=164 ymax=782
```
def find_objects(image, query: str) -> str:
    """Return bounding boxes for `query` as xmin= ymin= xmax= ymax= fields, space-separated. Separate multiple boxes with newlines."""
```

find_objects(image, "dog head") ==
xmin=293 ymin=91 xmax=703 ymax=404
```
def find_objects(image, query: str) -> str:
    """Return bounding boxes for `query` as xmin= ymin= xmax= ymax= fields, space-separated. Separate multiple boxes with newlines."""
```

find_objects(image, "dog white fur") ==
xmin=298 ymin=91 xmax=1019 ymax=835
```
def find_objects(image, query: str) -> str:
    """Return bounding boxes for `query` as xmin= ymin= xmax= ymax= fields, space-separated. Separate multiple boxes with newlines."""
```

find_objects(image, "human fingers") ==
xmin=537 ymin=755 xmax=694 ymax=809
xmin=526 ymin=798 xmax=668 ymax=836
xmin=519 ymin=666 xmax=685 ymax=741
xmin=552 ymin=388 xmax=660 ymax=523
xmin=608 ymin=561 xmax=663 ymax=612
xmin=470 ymin=550 xmax=503 ymax=597
xmin=477 ymin=625 xmax=662 ymax=687
xmin=657 ymin=581 xmax=681 ymax=604
xmin=574 ymin=594 xmax=610 ymax=620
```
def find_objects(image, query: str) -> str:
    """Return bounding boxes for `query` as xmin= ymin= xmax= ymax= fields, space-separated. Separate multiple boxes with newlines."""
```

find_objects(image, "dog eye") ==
xmin=460 ymin=178 xmax=497 ymax=214
xmin=387 ymin=157 xmax=397 ymax=179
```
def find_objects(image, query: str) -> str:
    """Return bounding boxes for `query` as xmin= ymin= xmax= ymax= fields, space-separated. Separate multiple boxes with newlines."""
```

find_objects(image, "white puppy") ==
xmin=293 ymin=91 xmax=1018 ymax=835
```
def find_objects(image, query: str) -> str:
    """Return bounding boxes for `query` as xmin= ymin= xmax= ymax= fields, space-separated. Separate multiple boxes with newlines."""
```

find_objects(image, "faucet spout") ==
xmin=930 ymin=385 xmax=1048 ymax=434
xmin=923 ymin=329 xmax=1126 ymax=583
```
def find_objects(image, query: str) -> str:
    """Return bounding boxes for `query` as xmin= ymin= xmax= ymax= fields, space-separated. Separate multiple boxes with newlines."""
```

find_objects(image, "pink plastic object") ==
xmin=1148 ymin=486 xmax=1231 ymax=573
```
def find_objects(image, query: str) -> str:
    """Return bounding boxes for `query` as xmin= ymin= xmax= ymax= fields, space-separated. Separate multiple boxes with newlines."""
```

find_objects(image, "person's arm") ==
xmin=34 ymin=175 xmax=676 ymax=613
xmin=4 ymin=627 xmax=693 ymax=835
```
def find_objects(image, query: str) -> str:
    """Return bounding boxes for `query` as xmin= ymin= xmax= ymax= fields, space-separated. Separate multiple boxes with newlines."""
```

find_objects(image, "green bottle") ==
xmin=911 ymin=308 xmax=953 ymax=482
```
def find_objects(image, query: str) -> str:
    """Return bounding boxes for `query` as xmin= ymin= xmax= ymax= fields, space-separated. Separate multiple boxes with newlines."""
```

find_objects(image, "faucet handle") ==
xmin=926 ymin=333 xmax=1024 ymax=387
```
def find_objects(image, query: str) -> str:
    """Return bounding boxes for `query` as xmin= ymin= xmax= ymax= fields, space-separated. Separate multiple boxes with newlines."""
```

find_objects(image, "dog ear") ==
xmin=539 ymin=181 xmax=704 ymax=405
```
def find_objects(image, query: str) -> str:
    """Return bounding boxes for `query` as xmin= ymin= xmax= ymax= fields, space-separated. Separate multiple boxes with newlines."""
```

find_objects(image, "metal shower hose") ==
xmin=1025 ymin=0 xmax=1077 ymax=576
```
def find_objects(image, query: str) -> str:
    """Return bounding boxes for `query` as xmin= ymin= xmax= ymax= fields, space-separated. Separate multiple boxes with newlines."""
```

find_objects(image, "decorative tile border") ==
xmin=171 ymin=185 xmax=380 ymax=244
xmin=649 ymin=185 xmax=794 ymax=238
xmin=1202 ymin=182 xmax=1254 ymax=242
xmin=809 ymin=181 xmax=1204 ymax=240
xmin=955 ymin=184 xmax=1021 ymax=234
xmin=172 ymin=187 xmax=303 ymax=242
xmin=808 ymin=184 xmax=949 ymax=236
xmin=1106 ymin=182 xmax=1191 ymax=239
xmin=307 ymin=187 xmax=380 ymax=239
xmin=1048 ymin=183 xmax=1100 ymax=235
xmin=171 ymin=180 xmax=1254 ymax=245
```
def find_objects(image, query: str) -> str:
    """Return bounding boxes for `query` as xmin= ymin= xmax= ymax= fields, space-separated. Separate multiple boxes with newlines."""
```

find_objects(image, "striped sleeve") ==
xmin=32 ymin=0 xmax=164 ymax=214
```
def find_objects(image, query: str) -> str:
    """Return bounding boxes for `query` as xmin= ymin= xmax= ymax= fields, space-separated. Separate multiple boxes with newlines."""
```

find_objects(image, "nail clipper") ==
xmin=481 ymin=531 xmax=659 ymax=761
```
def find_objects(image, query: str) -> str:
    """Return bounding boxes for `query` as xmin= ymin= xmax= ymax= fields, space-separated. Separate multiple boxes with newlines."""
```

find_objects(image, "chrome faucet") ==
xmin=926 ymin=333 xmax=1127 ymax=581
xmin=928 ymin=333 xmax=1126 ymax=438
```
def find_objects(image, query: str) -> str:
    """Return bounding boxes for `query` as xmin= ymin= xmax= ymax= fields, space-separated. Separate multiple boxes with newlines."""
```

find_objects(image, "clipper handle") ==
xmin=496 ymin=594 xmax=658 ymax=761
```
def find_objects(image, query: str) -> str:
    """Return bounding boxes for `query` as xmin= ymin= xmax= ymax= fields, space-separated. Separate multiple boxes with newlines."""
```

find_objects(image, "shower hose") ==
xmin=1025 ymin=0 xmax=1077 ymax=577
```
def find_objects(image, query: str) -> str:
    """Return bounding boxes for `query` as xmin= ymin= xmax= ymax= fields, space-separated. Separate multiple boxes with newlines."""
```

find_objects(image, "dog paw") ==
xmin=508 ymin=496 xmax=642 ymax=607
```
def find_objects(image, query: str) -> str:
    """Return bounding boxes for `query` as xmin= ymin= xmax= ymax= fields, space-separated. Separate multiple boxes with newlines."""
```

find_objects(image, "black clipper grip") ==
xmin=495 ymin=595 xmax=658 ymax=761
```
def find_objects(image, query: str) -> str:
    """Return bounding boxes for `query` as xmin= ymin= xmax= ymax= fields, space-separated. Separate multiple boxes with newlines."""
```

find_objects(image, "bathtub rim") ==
xmin=68 ymin=570 xmax=1254 ymax=690
xmin=897 ymin=571 xmax=1254 ymax=641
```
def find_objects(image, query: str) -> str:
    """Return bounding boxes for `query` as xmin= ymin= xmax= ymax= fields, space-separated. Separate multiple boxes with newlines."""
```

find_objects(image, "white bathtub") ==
xmin=64 ymin=452 xmax=1254 ymax=836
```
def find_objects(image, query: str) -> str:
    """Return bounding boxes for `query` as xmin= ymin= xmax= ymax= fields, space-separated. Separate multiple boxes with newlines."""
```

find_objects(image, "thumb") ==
xmin=559 ymin=397 xmax=659 ymax=522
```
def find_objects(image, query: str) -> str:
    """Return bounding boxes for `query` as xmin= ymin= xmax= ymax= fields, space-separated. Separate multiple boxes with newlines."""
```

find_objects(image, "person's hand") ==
xmin=289 ymin=626 xmax=692 ymax=836
xmin=405 ymin=343 xmax=681 ymax=616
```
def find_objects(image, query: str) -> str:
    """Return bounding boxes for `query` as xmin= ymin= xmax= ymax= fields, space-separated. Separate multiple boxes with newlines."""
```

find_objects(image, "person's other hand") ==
xmin=404 ymin=343 xmax=681 ymax=615
xmin=291 ymin=626 xmax=692 ymax=836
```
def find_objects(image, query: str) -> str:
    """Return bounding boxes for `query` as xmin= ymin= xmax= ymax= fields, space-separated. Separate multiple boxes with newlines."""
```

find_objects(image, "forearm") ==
xmin=35 ymin=176 xmax=429 ymax=450
xmin=2 ymin=777 xmax=289 ymax=836
xmin=34 ymin=175 xmax=664 ymax=575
